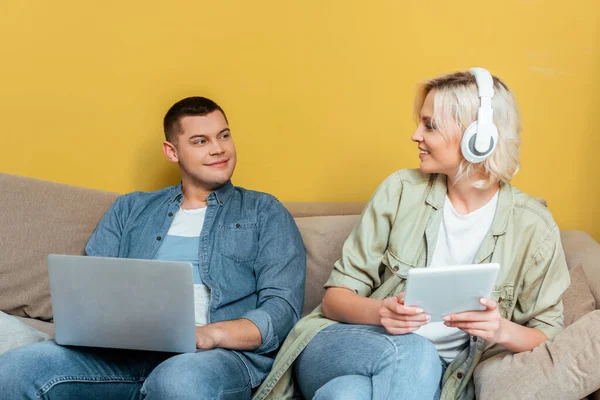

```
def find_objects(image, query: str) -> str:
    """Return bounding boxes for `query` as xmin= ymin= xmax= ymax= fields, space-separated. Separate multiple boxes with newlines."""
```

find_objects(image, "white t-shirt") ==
xmin=414 ymin=191 xmax=499 ymax=363
xmin=154 ymin=207 xmax=211 ymax=326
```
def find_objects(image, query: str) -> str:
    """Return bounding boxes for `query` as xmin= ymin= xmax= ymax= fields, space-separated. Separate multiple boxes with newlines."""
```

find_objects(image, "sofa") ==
xmin=1 ymin=172 xmax=600 ymax=399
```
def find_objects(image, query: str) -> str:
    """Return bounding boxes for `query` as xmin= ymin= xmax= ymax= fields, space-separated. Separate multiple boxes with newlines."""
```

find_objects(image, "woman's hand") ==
xmin=443 ymin=297 xmax=506 ymax=343
xmin=379 ymin=292 xmax=430 ymax=335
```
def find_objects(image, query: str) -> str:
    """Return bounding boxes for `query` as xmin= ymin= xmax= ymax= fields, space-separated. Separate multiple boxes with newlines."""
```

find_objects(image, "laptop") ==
xmin=48 ymin=254 xmax=196 ymax=353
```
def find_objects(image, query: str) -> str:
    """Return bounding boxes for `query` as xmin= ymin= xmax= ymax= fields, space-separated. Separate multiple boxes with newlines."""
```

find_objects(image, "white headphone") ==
xmin=460 ymin=67 xmax=499 ymax=163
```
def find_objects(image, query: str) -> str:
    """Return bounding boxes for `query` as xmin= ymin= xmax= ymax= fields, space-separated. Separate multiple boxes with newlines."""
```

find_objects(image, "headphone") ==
xmin=460 ymin=67 xmax=499 ymax=163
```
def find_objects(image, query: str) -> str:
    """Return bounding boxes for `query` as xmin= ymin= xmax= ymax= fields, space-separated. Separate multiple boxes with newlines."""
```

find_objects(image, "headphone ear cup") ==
xmin=461 ymin=122 xmax=498 ymax=163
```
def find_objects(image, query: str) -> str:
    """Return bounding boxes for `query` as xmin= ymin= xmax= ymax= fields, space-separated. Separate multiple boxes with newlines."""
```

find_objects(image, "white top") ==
xmin=154 ymin=207 xmax=211 ymax=326
xmin=414 ymin=191 xmax=499 ymax=363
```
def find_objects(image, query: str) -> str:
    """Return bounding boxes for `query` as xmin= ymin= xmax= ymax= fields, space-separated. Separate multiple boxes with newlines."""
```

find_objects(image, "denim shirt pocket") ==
xmin=218 ymin=222 xmax=259 ymax=262
xmin=491 ymin=283 xmax=514 ymax=318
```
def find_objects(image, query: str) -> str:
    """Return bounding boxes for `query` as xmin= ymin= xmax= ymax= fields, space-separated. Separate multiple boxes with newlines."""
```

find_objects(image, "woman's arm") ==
xmin=322 ymin=287 xmax=383 ymax=325
xmin=323 ymin=288 xmax=430 ymax=333
xmin=444 ymin=297 xmax=548 ymax=352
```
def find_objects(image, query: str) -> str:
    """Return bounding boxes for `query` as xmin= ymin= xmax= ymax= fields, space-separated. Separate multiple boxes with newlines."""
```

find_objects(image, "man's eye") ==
xmin=220 ymin=133 xmax=230 ymax=140
xmin=194 ymin=139 xmax=207 ymax=145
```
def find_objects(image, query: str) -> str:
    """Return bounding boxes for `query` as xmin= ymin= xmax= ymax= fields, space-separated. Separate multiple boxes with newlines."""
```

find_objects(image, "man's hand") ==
xmin=379 ymin=292 xmax=430 ymax=335
xmin=195 ymin=325 xmax=222 ymax=350
xmin=194 ymin=319 xmax=262 ymax=351
xmin=443 ymin=297 xmax=506 ymax=343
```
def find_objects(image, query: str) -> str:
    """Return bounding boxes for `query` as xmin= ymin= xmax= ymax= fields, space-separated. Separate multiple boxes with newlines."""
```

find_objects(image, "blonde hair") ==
xmin=413 ymin=70 xmax=522 ymax=189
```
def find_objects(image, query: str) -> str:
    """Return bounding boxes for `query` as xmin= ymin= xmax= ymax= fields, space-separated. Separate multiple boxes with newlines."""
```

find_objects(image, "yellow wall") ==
xmin=1 ymin=1 xmax=598 ymax=240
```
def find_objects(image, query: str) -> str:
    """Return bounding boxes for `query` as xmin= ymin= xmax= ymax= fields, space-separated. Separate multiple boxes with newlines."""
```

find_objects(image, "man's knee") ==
xmin=142 ymin=350 xmax=251 ymax=400
xmin=0 ymin=342 xmax=62 ymax=398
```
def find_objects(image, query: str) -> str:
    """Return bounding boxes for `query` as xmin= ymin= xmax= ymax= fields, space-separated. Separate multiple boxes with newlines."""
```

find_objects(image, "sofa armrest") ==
xmin=561 ymin=230 xmax=600 ymax=306
xmin=474 ymin=310 xmax=600 ymax=400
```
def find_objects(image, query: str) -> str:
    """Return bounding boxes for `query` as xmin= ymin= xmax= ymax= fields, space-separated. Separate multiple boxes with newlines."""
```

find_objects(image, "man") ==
xmin=0 ymin=97 xmax=306 ymax=399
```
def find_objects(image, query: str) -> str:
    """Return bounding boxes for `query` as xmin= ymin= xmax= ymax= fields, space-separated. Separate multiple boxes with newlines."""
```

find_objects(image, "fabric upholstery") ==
xmin=284 ymin=202 xmax=365 ymax=218
xmin=0 ymin=312 xmax=51 ymax=355
xmin=562 ymin=264 xmax=596 ymax=327
xmin=474 ymin=310 xmax=600 ymax=400
xmin=0 ymin=173 xmax=118 ymax=320
xmin=295 ymin=215 xmax=358 ymax=315
xmin=14 ymin=316 xmax=55 ymax=337
xmin=560 ymin=230 xmax=600 ymax=305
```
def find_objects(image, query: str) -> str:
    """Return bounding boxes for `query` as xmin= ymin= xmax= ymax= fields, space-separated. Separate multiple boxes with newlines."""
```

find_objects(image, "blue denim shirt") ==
xmin=85 ymin=181 xmax=306 ymax=387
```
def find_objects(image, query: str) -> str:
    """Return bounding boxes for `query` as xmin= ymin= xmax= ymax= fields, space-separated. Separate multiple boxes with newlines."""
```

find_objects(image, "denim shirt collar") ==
xmin=167 ymin=180 xmax=236 ymax=206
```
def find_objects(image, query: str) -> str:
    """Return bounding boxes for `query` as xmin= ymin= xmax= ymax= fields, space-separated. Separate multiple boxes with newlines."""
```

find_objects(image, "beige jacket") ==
xmin=253 ymin=169 xmax=570 ymax=400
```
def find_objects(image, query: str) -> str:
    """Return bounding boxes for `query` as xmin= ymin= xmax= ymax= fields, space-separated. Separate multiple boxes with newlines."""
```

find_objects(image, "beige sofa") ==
xmin=1 ymin=172 xmax=600 ymax=399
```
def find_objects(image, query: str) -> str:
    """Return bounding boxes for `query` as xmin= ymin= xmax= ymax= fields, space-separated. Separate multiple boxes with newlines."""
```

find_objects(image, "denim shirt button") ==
xmin=235 ymin=223 xmax=241 ymax=228
xmin=156 ymin=236 xmax=162 ymax=241
xmin=168 ymin=212 xmax=173 ymax=217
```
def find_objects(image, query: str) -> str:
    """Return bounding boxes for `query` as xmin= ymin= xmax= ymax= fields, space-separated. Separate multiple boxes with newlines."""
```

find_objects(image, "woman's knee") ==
xmin=313 ymin=375 xmax=372 ymax=400
xmin=380 ymin=334 xmax=443 ymax=384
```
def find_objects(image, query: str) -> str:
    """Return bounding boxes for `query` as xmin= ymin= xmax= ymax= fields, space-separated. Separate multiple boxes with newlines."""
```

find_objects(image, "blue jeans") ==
xmin=294 ymin=324 xmax=446 ymax=400
xmin=0 ymin=341 xmax=252 ymax=399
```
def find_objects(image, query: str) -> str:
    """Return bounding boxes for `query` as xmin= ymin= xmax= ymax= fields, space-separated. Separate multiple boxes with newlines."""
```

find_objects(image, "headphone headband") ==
xmin=469 ymin=67 xmax=495 ymax=99
xmin=460 ymin=67 xmax=499 ymax=163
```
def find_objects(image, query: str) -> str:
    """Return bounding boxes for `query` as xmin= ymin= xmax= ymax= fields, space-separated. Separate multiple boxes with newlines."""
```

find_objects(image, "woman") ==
xmin=253 ymin=68 xmax=570 ymax=400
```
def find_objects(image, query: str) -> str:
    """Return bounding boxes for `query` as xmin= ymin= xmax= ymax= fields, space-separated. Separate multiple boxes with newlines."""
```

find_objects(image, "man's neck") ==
xmin=180 ymin=181 xmax=213 ymax=209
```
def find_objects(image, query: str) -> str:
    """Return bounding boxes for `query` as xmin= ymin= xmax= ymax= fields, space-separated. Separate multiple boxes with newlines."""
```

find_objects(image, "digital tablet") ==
xmin=404 ymin=263 xmax=500 ymax=322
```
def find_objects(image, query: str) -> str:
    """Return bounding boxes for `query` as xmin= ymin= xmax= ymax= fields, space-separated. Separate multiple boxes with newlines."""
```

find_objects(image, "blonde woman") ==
xmin=253 ymin=68 xmax=570 ymax=400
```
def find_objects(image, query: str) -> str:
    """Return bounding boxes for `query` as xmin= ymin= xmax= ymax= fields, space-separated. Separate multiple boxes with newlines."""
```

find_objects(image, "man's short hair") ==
xmin=163 ymin=97 xmax=228 ymax=145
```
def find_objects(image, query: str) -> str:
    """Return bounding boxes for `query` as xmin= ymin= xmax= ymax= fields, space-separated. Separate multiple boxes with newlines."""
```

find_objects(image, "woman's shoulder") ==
xmin=380 ymin=169 xmax=434 ymax=188
xmin=509 ymin=184 xmax=558 ymax=232
xmin=505 ymin=185 xmax=562 ymax=259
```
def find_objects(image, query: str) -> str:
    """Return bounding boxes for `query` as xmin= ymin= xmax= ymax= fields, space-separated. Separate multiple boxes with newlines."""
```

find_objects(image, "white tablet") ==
xmin=404 ymin=263 xmax=500 ymax=322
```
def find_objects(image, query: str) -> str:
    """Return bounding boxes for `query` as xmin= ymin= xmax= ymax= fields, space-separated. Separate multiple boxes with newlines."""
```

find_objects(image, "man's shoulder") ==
xmin=230 ymin=185 xmax=285 ymax=215
xmin=116 ymin=185 xmax=179 ymax=208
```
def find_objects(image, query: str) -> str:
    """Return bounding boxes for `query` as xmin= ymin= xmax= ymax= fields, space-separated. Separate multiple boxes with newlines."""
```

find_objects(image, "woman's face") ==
xmin=411 ymin=90 xmax=463 ymax=176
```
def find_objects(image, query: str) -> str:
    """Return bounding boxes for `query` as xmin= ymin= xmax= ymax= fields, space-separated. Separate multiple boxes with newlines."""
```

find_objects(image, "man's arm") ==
xmin=85 ymin=195 xmax=128 ymax=257
xmin=196 ymin=199 xmax=305 ymax=352
xmin=195 ymin=320 xmax=261 ymax=350
xmin=236 ymin=199 xmax=306 ymax=354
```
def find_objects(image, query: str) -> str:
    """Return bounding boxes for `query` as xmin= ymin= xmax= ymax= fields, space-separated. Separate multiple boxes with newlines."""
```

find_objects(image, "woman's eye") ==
xmin=425 ymin=124 xmax=435 ymax=131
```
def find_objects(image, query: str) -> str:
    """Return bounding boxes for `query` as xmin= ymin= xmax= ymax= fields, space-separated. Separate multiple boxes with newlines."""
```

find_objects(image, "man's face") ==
xmin=166 ymin=111 xmax=237 ymax=190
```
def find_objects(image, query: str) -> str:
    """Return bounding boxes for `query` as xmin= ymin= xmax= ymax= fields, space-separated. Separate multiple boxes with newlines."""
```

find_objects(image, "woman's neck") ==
xmin=446 ymin=174 xmax=499 ymax=216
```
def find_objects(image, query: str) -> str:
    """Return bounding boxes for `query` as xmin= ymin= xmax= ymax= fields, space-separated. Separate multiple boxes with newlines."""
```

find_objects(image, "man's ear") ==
xmin=162 ymin=141 xmax=178 ymax=163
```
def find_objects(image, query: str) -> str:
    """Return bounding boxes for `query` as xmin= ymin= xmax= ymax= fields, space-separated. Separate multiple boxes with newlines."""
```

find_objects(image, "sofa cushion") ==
xmin=562 ymin=264 xmax=596 ymax=327
xmin=295 ymin=215 xmax=359 ymax=315
xmin=0 ymin=173 xmax=118 ymax=320
xmin=560 ymin=230 xmax=600 ymax=305
xmin=0 ymin=312 xmax=51 ymax=355
xmin=474 ymin=310 xmax=600 ymax=400
xmin=15 ymin=316 xmax=55 ymax=337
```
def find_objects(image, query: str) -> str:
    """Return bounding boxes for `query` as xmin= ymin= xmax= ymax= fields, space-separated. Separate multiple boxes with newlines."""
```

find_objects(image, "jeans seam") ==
xmin=38 ymin=376 xmax=144 ymax=397
xmin=216 ymin=380 xmax=252 ymax=398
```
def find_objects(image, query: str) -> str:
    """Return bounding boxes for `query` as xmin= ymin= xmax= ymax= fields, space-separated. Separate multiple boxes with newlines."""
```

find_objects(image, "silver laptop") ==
xmin=48 ymin=254 xmax=196 ymax=353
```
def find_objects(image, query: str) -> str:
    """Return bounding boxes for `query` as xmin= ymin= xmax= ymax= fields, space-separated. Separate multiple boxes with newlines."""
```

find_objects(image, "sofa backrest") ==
xmin=0 ymin=174 xmax=118 ymax=320
xmin=1 ymin=173 xmax=599 ymax=323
